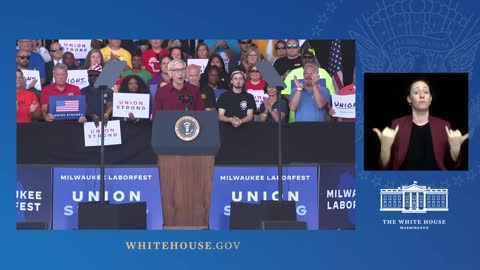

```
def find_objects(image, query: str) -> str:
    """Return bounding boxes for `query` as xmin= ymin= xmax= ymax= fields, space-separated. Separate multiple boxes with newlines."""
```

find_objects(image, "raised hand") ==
xmin=373 ymin=125 xmax=399 ymax=148
xmin=293 ymin=75 xmax=303 ymax=90
xmin=373 ymin=125 xmax=399 ymax=168
xmin=445 ymin=126 xmax=468 ymax=161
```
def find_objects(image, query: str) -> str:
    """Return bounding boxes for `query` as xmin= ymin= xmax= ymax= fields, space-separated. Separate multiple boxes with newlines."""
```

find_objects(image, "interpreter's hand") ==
xmin=293 ymin=75 xmax=303 ymax=90
xmin=78 ymin=116 xmax=87 ymax=124
xmin=373 ymin=125 xmax=399 ymax=148
xmin=29 ymin=101 xmax=39 ymax=113
xmin=445 ymin=126 xmax=468 ymax=160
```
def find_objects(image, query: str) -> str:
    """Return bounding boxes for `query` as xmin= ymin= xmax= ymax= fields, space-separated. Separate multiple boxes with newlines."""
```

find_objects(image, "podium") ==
xmin=152 ymin=110 xmax=220 ymax=230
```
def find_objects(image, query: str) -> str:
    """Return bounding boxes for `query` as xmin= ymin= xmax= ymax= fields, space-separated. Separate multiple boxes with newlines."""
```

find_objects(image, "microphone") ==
xmin=188 ymin=92 xmax=193 ymax=105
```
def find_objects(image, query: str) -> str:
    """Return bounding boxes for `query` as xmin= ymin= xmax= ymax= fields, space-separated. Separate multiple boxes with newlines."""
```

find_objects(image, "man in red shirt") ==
xmin=16 ymin=68 xmax=41 ymax=123
xmin=40 ymin=63 xmax=86 ymax=123
xmin=152 ymin=59 xmax=205 ymax=119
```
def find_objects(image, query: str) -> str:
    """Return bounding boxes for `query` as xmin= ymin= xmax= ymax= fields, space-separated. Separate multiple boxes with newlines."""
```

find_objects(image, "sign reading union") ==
xmin=175 ymin=116 xmax=200 ymax=141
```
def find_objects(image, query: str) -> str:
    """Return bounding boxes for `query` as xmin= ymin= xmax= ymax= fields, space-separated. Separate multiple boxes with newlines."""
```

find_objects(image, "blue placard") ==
xmin=209 ymin=166 xmax=319 ymax=230
xmin=48 ymin=95 xmax=85 ymax=120
xmin=52 ymin=167 xmax=162 ymax=230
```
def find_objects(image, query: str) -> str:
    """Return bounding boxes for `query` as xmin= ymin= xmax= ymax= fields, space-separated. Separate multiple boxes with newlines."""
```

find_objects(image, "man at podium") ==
xmin=152 ymin=59 xmax=205 ymax=117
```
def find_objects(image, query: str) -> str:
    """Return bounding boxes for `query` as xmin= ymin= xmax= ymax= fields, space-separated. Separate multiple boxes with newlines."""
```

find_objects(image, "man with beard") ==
xmin=152 ymin=59 xmax=205 ymax=118
xmin=288 ymin=63 xmax=331 ymax=122
xmin=217 ymin=70 xmax=256 ymax=128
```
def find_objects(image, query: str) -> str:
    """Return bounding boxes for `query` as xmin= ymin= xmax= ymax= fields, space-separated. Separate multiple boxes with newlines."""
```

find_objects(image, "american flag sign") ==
xmin=55 ymin=100 xmax=79 ymax=112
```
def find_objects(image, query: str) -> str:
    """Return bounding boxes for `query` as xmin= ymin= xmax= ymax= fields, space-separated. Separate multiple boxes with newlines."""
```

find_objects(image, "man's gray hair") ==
xmin=168 ymin=59 xmax=186 ymax=71
xmin=53 ymin=63 xmax=68 ymax=74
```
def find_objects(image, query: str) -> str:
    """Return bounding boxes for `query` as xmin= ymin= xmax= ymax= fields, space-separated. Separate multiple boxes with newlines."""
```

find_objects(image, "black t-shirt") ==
xmin=273 ymin=56 xmax=303 ymax=76
xmin=400 ymin=122 xmax=439 ymax=170
xmin=217 ymin=90 xmax=256 ymax=118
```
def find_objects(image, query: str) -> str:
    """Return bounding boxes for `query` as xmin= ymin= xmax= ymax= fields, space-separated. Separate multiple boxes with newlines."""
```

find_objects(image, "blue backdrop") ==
xmin=6 ymin=0 xmax=480 ymax=269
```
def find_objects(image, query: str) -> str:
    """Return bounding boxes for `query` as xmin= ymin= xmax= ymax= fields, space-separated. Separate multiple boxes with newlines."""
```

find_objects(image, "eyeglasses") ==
xmin=50 ymin=48 xmax=64 ymax=53
xmin=302 ymin=55 xmax=314 ymax=59
xmin=239 ymin=41 xmax=252 ymax=45
xmin=275 ymin=46 xmax=286 ymax=50
xmin=287 ymin=44 xmax=299 ymax=49
xmin=170 ymin=68 xmax=186 ymax=74
xmin=17 ymin=55 xmax=30 ymax=60
xmin=249 ymin=70 xmax=260 ymax=73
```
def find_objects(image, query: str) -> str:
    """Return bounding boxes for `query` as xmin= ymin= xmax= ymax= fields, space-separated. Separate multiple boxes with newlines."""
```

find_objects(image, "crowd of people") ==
xmin=16 ymin=39 xmax=356 ymax=125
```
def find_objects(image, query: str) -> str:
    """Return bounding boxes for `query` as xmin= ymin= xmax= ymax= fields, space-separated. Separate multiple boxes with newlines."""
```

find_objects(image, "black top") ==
xmin=217 ymin=90 xmax=256 ymax=118
xmin=259 ymin=99 xmax=288 ymax=124
xmin=199 ymin=84 xmax=217 ymax=109
xmin=400 ymin=122 xmax=439 ymax=170
xmin=273 ymin=56 xmax=303 ymax=76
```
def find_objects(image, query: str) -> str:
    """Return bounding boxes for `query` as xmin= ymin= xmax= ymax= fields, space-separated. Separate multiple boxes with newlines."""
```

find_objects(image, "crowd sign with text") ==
xmin=83 ymin=120 xmax=122 ymax=147
xmin=246 ymin=89 xmax=268 ymax=110
xmin=113 ymin=93 xmax=150 ymax=119
xmin=48 ymin=95 xmax=85 ymax=120
xmin=22 ymin=69 xmax=42 ymax=90
xmin=58 ymin=39 xmax=91 ymax=59
xmin=318 ymin=164 xmax=355 ymax=230
xmin=52 ymin=167 xmax=162 ymax=230
xmin=16 ymin=166 xmax=53 ymax=227
xmin=209 ymin=166 xmax=319 ymax=230
xmin=331 ymin=94 xmax=355 ymax=119
xmin=187 ymin=59 xmax=209 ymax=74
xmin=53 ymin=70 xmax=89 ymax=89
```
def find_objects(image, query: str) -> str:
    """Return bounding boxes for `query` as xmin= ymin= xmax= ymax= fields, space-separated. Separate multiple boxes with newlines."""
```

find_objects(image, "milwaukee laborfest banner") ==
xmin=209 ymin=166 xmax=319 ymax=230
xmin=318 ymin=164 xmax=355 ymax=230
xmin=16 ymin=166 xmax=53 ymax=227
xmin=52 ymin=167 xmax=162 ymax=230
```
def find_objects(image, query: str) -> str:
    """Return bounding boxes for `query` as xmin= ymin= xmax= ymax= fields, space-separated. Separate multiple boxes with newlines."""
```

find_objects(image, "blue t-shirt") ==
xmin=289 ymin=87 xmax=331 ymax=122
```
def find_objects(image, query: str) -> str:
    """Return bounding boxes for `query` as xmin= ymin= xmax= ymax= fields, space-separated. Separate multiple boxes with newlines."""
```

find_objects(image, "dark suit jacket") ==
xmin=45 ymin=61 xmax=54 ymax=85
xmin=385 ymin=115 xmax=459 ymax=170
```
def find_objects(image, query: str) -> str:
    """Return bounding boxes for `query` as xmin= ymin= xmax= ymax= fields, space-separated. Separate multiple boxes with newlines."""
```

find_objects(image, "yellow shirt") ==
xmin=100 ymin=46 xmax=132 ymax=68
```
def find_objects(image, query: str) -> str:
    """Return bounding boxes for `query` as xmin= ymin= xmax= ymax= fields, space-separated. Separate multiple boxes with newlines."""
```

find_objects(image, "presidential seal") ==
xmin=175 ymin=116 xmax=200 ymax=141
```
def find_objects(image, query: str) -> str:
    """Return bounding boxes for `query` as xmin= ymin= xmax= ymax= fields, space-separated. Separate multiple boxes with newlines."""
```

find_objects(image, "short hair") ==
xmin=230 ymin=70 xmax=246 ymax=80
xmin=187 ymin=64 xmax=201 ymax=74
xmin=303 ymin=63 xmax=318 ymax=71
xmin=16 ymin=68 xmax=23 ymax=75
xmin=286 ymin=39 xmax=299 ymax=45
xmin=167 ymin=59 xmax=186 ymax=71
xmin=53 ymin=63 xmax=68 ymax=74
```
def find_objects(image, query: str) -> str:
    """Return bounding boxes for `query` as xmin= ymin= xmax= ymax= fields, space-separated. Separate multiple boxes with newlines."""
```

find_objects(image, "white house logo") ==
xmin=380 ymin=181 xmax=448 ymax=213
